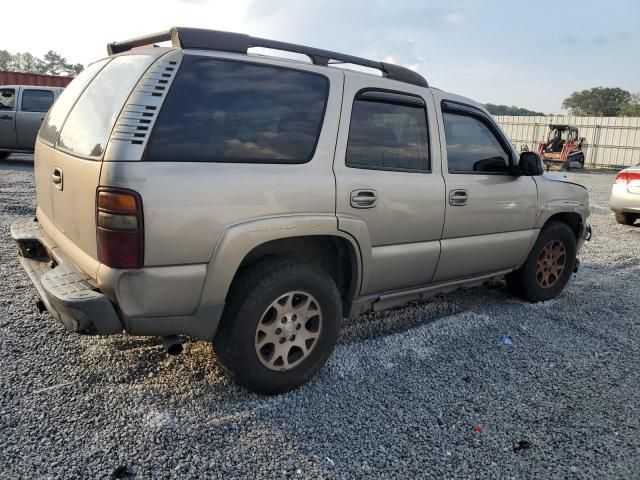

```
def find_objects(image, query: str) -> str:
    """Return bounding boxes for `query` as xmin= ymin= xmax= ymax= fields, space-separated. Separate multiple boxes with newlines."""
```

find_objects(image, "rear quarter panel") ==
xmin=99 ymin=55 xmax=345 ymax=268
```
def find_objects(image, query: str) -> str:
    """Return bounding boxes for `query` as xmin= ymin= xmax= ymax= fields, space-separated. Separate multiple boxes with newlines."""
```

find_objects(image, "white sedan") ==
xmin=611 ymin=164 xmax=640 ymax=225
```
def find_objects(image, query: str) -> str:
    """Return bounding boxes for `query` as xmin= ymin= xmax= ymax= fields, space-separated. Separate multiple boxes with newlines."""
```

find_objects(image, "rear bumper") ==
xmin=610 ymin=185 xmax=640 ymax=213
xmin=11 ymin=218 xmax=123 ymax=335
xmin=11 ymin=217 xmax=225 ymax=340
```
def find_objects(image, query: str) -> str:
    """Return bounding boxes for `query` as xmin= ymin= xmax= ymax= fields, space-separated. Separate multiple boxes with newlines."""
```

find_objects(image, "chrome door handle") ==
xmin=449 ymin=189 xmax=468 ymax=206
xmin=0 ymin=115 xmax=13 ymax=120
xmin=52 ymin=167 xmax=63 ymax=190
xmin=350 ymin=189 xmax=378 ymax=208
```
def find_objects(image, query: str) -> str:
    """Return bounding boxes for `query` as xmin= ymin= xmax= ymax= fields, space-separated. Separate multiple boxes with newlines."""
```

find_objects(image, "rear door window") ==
xmin=21 ymin=89 xmax=55 ymax=112
xmin=346 ymin=91 xmax=430 ymax=171
xmin=145 ymin=57 xmax=329 ymax=163
xmin=40 ymin=58 xmax=109 ymax=145
xmin=57 ymin=55 xmax=155 ymax=158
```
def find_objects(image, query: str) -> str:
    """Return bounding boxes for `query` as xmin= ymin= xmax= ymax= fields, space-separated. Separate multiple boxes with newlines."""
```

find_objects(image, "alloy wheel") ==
xmin=536 ymin=240 xmax=566 ymax=288
xmin=255 ymin=291 xmax=322 ymax=371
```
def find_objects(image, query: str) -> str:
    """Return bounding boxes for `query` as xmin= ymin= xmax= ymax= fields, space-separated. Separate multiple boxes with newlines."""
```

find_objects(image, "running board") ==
xmin=350 ymin=269 xmax=513 ymax=316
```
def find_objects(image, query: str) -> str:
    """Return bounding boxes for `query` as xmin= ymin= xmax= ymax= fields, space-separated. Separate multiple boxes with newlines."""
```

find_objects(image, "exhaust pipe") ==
xmin=160 ymin=336 xmax=183 ymax=355
xmin=35 ymin=299 xmax=46 ymax=314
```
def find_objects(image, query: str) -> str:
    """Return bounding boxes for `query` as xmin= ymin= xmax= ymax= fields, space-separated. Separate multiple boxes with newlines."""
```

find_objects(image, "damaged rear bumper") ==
xmin=10 ymin=218 xmax=123 ymax=335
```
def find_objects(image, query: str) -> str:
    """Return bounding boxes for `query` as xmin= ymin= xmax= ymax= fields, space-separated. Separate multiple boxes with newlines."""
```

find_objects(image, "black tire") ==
xmin=213 ymin=258 xmax=342 ymax=394
xmin=569 ymin=153 xmax=584 ymax=169
xmin=615 ymin=212 xmax=638 ymax=226
xmin=506 ymin=221 xmax=577 ymax=302
xmin=0 ymin=152 xmax=11 ymax=160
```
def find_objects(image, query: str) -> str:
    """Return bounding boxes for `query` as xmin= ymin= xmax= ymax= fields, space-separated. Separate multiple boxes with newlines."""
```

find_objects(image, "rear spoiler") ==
xmin=107 ymin=30 xmax=179 ymax=55
xmin=106 ymin=27 xmax=428 ymax=88
xmin=107 ymin=28 xmax=249 ymax=57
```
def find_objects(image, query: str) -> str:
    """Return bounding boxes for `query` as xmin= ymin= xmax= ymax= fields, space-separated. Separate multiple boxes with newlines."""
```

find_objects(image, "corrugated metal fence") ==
xmin=495 ymin=115 xmax=640 ymax=169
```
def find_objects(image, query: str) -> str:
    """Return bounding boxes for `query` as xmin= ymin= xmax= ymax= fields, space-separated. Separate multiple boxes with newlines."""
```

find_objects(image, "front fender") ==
xmin=535 ymin=200 xmax=589 ymax=228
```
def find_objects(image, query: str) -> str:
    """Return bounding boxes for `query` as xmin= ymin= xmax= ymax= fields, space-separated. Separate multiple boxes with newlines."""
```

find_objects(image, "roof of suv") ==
xmin=105 ymin=28 xmax=490 ymax=119
xmin=107 ymin=27 xmax=428 ymax=88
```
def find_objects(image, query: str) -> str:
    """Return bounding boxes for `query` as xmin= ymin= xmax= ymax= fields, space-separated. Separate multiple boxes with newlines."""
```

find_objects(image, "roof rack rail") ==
xmin=107 ymin=27 xmax=428 ymax=88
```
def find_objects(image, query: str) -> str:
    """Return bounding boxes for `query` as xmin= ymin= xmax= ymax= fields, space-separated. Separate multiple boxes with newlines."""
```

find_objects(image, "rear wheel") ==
xmin=507 ymin=221 xmax=577 ymax=302
xmin=615 ymin=212 xmax=638 ymax=226
xmin=213 ymin=259 xmax=342 ymax=394
xmin=0 ymin=152 xmax=11 ymax=160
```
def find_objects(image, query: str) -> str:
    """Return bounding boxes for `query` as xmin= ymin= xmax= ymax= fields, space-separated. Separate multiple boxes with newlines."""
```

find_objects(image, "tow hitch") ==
xmin=573 ymin=258 xmax=581 ymax=274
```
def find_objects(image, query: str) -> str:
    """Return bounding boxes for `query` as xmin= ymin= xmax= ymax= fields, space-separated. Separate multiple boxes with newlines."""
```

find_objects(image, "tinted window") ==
xmin=40 ymin=58 xmax=109 ymax=145
xmin=443 ymin=112 xmax=510 ymax=173
xmin=21 ymin=89 xmax=54 ymax=113
xmin=0 ymin=89 xmax=16 ymax=110
xmin=58 ymin=55 xmax=154 ymax=158
xmin=346 ymin=96 xmax=429 ymax=171
xmin=146 ymin=58 xmax=328 ymax=163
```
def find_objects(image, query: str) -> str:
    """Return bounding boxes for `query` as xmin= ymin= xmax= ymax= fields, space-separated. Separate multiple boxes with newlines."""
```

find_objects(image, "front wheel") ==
xmin=507 ymin=221 xmax=577 ymax=302
xmin=213 ymin=259 xmax=342 ymax=394
xmin=615 ymin=212 xmax=638 ymax=226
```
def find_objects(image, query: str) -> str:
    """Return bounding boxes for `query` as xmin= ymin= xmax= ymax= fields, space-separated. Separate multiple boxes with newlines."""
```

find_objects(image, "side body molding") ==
xmin=199 ymin=215 xmax=365 ymax=305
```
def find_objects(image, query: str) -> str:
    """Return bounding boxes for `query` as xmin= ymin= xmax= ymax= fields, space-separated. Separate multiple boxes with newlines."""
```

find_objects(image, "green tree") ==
xmin=0 ymin=50 xmax=11 ymax=70
xmin=42 ymin=51 xmax=83 ymax=75
xmin=42 ymin=50 xmax=69 ymax=75
xmin=484 ymin=103 xmax=544 ymax=116
xmin=619 ymin=93 xmax=640 ymax=117
xmin=0 ymin=50 xmax=83 ymax=76
xmin=67 ymin=63 xmax=84 ymax=75
xmin=11 ymin=52 xmax=47 ymax=74
xmin=562 ymin=87 xmax=632 ymax=116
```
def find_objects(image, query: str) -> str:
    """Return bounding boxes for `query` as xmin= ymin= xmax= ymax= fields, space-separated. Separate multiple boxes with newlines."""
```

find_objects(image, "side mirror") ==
xmin=518 ymin=151 xmax=543 ymax=176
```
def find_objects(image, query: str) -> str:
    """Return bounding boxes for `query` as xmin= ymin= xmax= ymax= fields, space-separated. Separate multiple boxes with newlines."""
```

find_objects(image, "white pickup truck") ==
xmin=0 ymin=85 xmax=63 ymax=159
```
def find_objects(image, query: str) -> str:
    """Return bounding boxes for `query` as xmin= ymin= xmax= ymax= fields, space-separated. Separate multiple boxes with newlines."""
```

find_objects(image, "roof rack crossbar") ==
xmin=107 ymin=27 xmax=428 ymax=88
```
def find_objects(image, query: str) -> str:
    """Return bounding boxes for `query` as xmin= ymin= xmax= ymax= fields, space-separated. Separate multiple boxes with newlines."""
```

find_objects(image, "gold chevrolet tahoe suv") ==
xmin=11 ymin=28 xmax=591 ymax=393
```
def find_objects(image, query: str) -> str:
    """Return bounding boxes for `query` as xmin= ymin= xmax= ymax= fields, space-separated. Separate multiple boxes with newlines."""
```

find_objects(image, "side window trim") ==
xmin=358 ymin=89 xmax=426 ymax=107
xmin=345 ymin=88 xmax=432 ymax=174
xmin=441 ymin=100 xmax=515 ymax=175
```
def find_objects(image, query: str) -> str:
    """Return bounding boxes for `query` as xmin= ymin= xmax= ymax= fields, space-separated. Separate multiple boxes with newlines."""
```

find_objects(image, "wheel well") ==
xmin=543 ymin=212 xmax=583 ymax=239
xmin=234 ymin=236 xmax=359 ymax=316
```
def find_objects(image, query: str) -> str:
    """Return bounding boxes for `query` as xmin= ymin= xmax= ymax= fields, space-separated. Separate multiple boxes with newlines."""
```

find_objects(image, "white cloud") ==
xmin=444 ymin=12 xmax=465 ymax=24
xmin=1 ymin=0 xmax=252 ymax=64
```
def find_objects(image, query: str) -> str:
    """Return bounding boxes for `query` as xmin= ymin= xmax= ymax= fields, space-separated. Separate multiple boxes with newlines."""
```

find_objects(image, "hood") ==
xmin=541 ymin=171 xmax=588 ymax=190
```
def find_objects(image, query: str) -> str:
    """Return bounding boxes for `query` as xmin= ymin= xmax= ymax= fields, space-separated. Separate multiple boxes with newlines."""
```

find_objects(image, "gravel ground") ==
xmin=1 ymin=157 xmax=639 ymax=479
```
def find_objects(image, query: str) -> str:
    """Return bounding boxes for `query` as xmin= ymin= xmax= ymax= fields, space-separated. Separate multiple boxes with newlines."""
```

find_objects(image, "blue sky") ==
xmin=5 ymin=0 xmax=638 ymax=112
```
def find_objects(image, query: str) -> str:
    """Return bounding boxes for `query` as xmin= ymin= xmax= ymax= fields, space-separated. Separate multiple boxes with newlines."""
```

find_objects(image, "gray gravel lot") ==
xmin=1 ymin=156 xmax=639 ymax=479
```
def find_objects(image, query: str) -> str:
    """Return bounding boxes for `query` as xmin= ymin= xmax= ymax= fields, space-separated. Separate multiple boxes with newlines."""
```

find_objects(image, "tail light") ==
xmin=615 ymin=171 xmax=640 ymax=187
xmin=96 ymin=187 xmax=144 ymax=269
